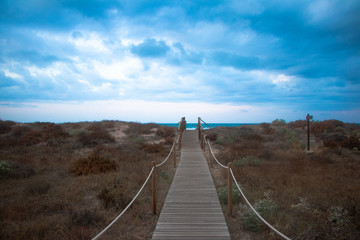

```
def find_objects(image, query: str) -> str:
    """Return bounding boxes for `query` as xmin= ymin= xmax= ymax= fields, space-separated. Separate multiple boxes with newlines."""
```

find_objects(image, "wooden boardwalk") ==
xmin=152 ymin=130 xmax=231 ymax=240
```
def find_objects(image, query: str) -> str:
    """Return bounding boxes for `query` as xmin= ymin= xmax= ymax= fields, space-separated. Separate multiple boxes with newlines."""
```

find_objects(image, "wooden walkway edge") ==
xmin=152 ymin=130 xmax=231 ymax=240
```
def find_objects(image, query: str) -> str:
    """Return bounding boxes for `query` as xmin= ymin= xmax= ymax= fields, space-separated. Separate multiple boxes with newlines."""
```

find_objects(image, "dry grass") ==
xmin=205 ymin=120 xmax=360 ymax=239
xmin=0 ymin=120 xmax=177 ymax=239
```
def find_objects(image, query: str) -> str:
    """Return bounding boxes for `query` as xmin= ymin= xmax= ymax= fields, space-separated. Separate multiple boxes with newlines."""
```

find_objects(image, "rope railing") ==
xmin=207 ymin=140 xmax=228 ymax=169
xmin=230 ymin=169 xmax=291 ymax=240
xmin=156 ymin=142 xmax=175 ymax=167
xmin=91 ymin=117 xmax=186 ymax=239
xmin=92 ymin=166 xmax=155 ymax=240
xmin=199 ymin=117 xmax=291 ymax=240
xmin=200 ymin=118 xmax=211 ymax=129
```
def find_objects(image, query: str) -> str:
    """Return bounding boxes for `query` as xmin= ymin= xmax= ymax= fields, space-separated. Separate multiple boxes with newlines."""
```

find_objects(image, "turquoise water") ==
xmin=158 ymin=123 xmax=257 ymax=130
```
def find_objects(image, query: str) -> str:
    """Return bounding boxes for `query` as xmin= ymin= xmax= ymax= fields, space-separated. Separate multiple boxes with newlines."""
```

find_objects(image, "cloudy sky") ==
xmin=0 ymin=0 xmax=359 ymax=123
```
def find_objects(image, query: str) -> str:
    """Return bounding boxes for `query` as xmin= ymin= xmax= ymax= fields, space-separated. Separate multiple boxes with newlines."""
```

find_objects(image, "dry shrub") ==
xmin=312 ymin=120 xmax=345 ymax=135
xmin=126 ymin=122 xmax=159 ymax=135
xmin=41 ymin=123 xmax=69 ymax=140
xmin=141 ymin=143 xmax=165 ymax=153
xmin=164 ymin=136 xmax=174 ymax=145
xmin=25 ymin=180 xmax=51 ymax=195
xmin=9 ymin=162 xmax=35 ymax=179
xmin=218 ymin=133 xmax=264 ymax=163
xmin=288 ymin=120 xmax=307 ymax=129
xmin=0 ymin=120 xmax=16 ymax=134
xmin=97 ymin=186 xmax=132 ymax=210
xmin=70 ymin=209 xmax=103 ymax=227
xmin=323 ymin=139 xmax=339 ymax=149
xmin=62 ymin=226 xmax=94 ymax=240
xmin=340 ymin=136 xmax=360 ymax=150
xmin=211 ymin=126 xmax=255 ymax=144
xmin=0 ymin=136 xmax=11 ymax=148
xmin=17 ymin=130 xmax=43 ymax=146
xmin=0 ymin=160 xmax=12 ymax=179
xmin=156 ymin=126 xmax=175 ymax=138
xmin=244 ymin=133 xmax=263 ymax=142
xmin=0 ymin=120 xmax=175 ymax=240
xmin=272 ymin=119 xmax=286 ymax=126
xmin=323 ymin=134 xmax=360 ymax=150
xmin=207 ymin=133 xmax=218 ymax=141
xmin=70 ymin=152 xmax=118 ymax=176
xmin=235 ymin=126 xmax=254 ymax=137
xmin=258 ymin=147 xmax=275 ymax=161
xmin=9 ymin=124 xmax=69 ymax=146
xmin=11 ymin=125 xmax=30 ymax=137
xmin=101 ymin=120 xmax=116 ymax=129
xmin=260 ymin=123 xmax=275 ymax=134
xmin=78 ymin=124 xmax=115 ymax=146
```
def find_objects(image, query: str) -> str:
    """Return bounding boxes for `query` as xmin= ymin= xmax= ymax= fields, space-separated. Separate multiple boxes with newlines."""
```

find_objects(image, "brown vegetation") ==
xmin=0 ymin=120 xmax=177 ymax=239
xmin=70 ymin=152 xmax=118 ymax=176
xmin=205 ymin=120 xmax=360 ymax=239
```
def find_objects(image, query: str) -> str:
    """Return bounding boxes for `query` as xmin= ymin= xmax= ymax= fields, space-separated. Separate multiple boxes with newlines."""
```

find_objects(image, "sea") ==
xmin=158 ymin=123 xmax=257 ymax=130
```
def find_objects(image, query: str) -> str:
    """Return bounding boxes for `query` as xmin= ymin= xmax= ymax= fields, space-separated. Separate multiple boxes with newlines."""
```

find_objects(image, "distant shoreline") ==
xmin=158 ymin=123 xmax=258 ymax=130
xmin=158 ymin=122 xmax=360 ymax=130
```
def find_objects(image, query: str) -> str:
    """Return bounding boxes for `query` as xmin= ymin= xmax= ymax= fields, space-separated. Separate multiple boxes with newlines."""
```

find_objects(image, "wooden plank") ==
xmin=152 ymin=130 xmax=231 ymax=240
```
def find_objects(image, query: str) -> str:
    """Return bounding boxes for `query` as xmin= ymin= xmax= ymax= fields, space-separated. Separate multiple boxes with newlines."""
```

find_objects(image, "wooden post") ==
xmin=180 ymin=117 xmax=186 ymax=132
xmin=198 ymin=117 xmax=201 ymax=140
xmin=306 ymin=114 xmax=313 ymax=151
xmin=228 ymin=162 xmax=232 ymax=217
xmin=152 ymin=161 xmax=157 ymax=214
xmin=178 ymin=131 xmax=182 ymax=150
xmin=173 ymin=142 xmax=176 ymax=169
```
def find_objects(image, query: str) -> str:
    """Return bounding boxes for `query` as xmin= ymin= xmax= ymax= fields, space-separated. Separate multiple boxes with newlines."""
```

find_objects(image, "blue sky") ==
xmin=0 ymin=0 xmax=359 ymax=123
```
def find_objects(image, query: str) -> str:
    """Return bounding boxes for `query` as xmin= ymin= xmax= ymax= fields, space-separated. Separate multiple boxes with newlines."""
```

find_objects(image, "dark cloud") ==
xmin=9 ymin=50 xmax=60 ymax=67
xmin=131 ymin=38 xmax=170 ymax=58
xmin=0 ymin=0 xmax=359 ymax=121
xmin=62 ymin=0 xmax=120 ymax=18
xmin=210 ymin=51 xmax=260 ymax=70
xmin=0 ymin=71 xmax=18 ymax=88
xmin=171 ymin=43 xmax=203 ymax=65
xmin=241 ymin=1 xmax=360 ymax=81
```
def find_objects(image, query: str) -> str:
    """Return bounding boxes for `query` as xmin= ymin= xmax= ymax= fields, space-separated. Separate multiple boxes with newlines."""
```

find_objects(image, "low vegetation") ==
xmin=0 ymin=120 xmax=177 ymax=239
xmin=205 ymin=119 xmax=360 ymax=239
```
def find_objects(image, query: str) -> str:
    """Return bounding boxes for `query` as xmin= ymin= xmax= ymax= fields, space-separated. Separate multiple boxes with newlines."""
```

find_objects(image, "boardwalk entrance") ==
xmin=152 ymin=130 xmax=230 ymax=240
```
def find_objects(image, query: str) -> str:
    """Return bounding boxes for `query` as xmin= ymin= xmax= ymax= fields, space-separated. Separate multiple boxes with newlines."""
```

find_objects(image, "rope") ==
xmin=92 ymin=121 xmax=182 ymax=239
xmin=92 ymin=167 xmax=155 ymax=240
xmin=200 ymin=118 xmax=211 ymax=129
xmin=156 ymin=142 xmax=175 ymax=167
xmin=229 ymin=169 xmax=291 ymax=240
xmin=207 ymin=141 xmax=228 ymax=169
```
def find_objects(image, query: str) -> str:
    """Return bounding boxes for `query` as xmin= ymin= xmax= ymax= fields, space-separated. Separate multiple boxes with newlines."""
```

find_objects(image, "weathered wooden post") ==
xmin=152 ymin=161 xmax=157 ymax=214
xmin=228 ymin=162 xmax=232 ymax=217
xmin=198 ymin=117 xmax=201 ymax=140
xmin=306 ymin=114 xmax=313 ymax=151
xmin=178 ymin=130 xmax=182 ymax=150
xmin=181 ymin=117 xmax=186 ymax=131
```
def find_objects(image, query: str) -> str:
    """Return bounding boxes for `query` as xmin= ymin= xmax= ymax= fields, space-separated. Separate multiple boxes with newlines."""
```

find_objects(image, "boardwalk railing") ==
xmin=198 ymin=117 xmax=291 ymax=240
xmin=92 ymin=117 xmax=187 ymax=240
